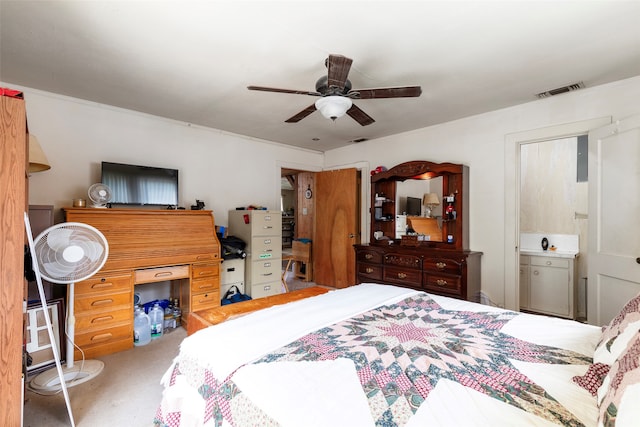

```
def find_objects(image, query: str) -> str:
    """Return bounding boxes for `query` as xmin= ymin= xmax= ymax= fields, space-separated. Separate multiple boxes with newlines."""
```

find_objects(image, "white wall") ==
xmin=9 ymin=85 xmax=324 ymax=227
xmin=324 ymin=75 xmax=640 ymax=309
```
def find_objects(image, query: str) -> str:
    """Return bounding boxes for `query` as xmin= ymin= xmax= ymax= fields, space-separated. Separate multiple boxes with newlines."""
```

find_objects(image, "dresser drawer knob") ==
xmin=365 ymin=267 xmax=374 ymax=274
xmin=365 ymin=254 xmax=373 ymax=260
xmin=436 ymin=262 xmax=447 ymax=270
xmin=397 ymin=272 xmax=407 ymax=279
xmin=436 ymin=279 xmax=448 ymax=286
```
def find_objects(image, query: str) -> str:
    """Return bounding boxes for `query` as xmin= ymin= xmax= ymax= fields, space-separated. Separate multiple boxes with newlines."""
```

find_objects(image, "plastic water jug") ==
xmin=133 ymin=306 xmax=151 ymax=346
xmin=149 ymin=303 xmax=164 ymax=340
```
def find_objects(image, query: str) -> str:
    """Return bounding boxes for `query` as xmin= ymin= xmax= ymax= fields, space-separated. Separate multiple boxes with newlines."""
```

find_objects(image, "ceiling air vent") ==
xmin=350 ymin=137 xmax=369 ymax=143
xmin=536 ymin=82 xmax=585 ymax=98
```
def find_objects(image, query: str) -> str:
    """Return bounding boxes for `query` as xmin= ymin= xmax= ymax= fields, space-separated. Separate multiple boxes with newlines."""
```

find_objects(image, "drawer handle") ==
xmin=198 ymin=271 xmax=212 ymax=276
xmin=533 ymin=270 xmax=540 ymax=276
xmin=263 ymin=226 xmax=273 ymax=229
xmin=264 ymin=239 xmax=272 ymax=244
xmin=91 ymin=332 xmax=113 ymax=342
xmin=92 ymin=315 xmax=114 ymax=323
xmin=196 ymin=255 xmax=212 ymax=261
xmin=436 ymin=279 xmax=448 ymax=286
xmin=91 ymin=299 xmax=114 ymax=306
xmin=154 ymin=271 xmax=173 ymax=278
xmin=91 ymin=282 xmax=114 ymax=289
xmin=436 ymin=262 xmax=447 ymax=270
xmin=365 ymin=254 xmax=373 ymax=260
xmin=198 ymin=284 xmax=212 ymax=289
xmin=546 ymin=261 xmax=552 ymax=266
xmin=397 ymin=272 xmax=407 ymax=279
xmin=262 ymin=272 xmax=273 ymax=276
xmin=365 ymin=267 xmax=374 ymax=274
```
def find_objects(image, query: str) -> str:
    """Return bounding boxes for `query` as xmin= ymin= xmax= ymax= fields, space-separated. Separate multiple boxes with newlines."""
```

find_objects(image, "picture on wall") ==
xmin=25 ymin=298 xmax=65 ymax=374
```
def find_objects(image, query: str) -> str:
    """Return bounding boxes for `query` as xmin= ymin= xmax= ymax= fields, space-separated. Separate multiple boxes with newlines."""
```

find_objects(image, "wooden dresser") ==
xmin=354 ymin=245 xmax=482 ymax=301
xmin=356 ymin=160 xmax=482 ymax=302
xmin=63 ymin=208 xmax=221 ymax=358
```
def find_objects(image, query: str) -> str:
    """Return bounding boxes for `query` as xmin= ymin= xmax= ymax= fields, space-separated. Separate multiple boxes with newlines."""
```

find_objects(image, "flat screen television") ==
xmin=101 ymin=161 xmax=179 ymax=206
xmin=406 ymin=196 xmax=422 ymax=216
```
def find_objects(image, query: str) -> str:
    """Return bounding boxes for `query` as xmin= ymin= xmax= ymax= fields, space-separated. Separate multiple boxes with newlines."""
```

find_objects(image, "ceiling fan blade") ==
xmin=247 ymin=86 xmax=320 ymax=96
xmin=326 ymin=54 xmax=353 ymax=91
xmin=351 ymin=86 xmax=422 ymax=99
xmin=346 ymin=104 xmax=375 ymax=126
xmin=285 ymin=104 xmax=317 ymax=123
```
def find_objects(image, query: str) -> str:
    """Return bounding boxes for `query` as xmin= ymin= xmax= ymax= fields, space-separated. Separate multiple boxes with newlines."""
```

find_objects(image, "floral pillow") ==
xmin=593 ymin=292 xmax=640 ymax=366
xmin=572 ymin=362 xmax=610 ymax=396
xmin=597 ymin=330 xmax=640 ymax=426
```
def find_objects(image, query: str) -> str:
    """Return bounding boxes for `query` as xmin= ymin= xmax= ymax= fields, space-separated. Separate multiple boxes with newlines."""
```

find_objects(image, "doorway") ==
xmin=503 ymin=117 xmax=611 ymax=313
xmin=279 ymin=162 xmax=369 ymax=289
xmin=519 ymin=136 xmax=588 ymax=319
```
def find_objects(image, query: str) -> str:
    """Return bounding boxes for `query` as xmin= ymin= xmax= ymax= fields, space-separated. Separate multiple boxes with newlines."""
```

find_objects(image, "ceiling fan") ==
xmin=247 ymin=54 xmax=422 ymax=126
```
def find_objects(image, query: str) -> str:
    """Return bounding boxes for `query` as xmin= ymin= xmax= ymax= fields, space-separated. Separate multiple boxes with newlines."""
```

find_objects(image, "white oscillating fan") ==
xmin=88 ymin=183 xmax=113 ymax=207
xmin=25 ymin=214 xmax=109 ymax=427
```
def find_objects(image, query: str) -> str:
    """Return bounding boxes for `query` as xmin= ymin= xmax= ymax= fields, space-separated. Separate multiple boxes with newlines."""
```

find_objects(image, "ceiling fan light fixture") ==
xmin=315 ymin=96 xmax=352 ymax=121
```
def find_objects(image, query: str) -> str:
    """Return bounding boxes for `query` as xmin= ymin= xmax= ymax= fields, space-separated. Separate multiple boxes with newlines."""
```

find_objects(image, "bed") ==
xmin=154 ymin=283 xmax=640 ymax=427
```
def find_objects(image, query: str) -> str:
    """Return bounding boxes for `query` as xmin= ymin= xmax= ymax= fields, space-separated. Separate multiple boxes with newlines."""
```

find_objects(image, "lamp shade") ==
xmin=315 ymin=96 xmax=353 ymax=121
xmin=28 ymin=134 xmax=51 ymax=173
xmin=422 ymin=193 xmax=440 ymax=206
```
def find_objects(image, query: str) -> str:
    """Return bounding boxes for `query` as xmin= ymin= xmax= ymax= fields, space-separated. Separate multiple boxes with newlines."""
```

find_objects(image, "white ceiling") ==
xmin=2 ymin=1 xmax=640 ymax=152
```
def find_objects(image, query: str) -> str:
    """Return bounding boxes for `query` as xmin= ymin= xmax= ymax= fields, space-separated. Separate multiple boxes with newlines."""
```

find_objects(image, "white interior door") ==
xmin=588 ymin=115 xmax=640 ymax=325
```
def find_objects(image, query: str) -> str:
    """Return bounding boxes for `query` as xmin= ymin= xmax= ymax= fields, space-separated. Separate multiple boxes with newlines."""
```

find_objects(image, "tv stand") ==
xmin=63 ymin=208 xmax=221 ymax=358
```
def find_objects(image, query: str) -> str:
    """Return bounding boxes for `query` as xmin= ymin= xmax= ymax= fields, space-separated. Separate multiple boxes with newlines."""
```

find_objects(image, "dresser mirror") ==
xmin=370 ymin=160 xmax=469 ymax=251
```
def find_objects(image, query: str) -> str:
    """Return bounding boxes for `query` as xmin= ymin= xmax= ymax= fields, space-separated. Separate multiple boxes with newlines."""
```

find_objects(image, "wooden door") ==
xmin=313 ymin=168 xmax=360 ymax=288
xmin=588 ymin=114 xmax=640 ymax=325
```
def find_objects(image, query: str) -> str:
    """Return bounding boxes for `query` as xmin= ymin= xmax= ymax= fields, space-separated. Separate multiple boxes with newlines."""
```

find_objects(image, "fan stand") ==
xmin=29 ymin=283 xmax=105 ymax=393
xmin=24 ymin=214 xmax=106 ymax=427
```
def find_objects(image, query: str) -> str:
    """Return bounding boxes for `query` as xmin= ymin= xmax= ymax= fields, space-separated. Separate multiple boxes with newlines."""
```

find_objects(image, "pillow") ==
xmin=572 ymin=362 xmax=610 ymax=396
xmin=597 ymin=330 xmax=640 ymax=427
xmin=593 ymin=292 xmax=640 ymax=366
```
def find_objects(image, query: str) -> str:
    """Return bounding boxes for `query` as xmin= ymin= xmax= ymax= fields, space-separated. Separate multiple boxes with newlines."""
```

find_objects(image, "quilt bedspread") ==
xmin=155 ymin=293 xmax=593 ymax=427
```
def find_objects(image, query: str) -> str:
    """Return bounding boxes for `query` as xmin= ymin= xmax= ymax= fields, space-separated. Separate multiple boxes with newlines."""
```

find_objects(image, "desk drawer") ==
xmin=75 ymin=307 xmax=132 ymax=331
xmin=135 ymin=265 xmax=189 ymax=284
xmin=75 ymin=273 xmax=132 ymax=296
xmin=191 ymin=290 xmax=220 ymax=311
xmin=75 ymin=323 xmax=132 ymax=348
xmin=192 ymin=263 xmax=219 ymax=279
xmin=191 ymin=277 xmax=218 ymax=293
xmin=75 ymin=290 xmax=131 ymax=312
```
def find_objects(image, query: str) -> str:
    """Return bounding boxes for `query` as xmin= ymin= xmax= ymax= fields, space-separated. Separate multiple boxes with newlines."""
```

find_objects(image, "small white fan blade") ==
xmin=43 ymin=260 xmax=77 ymax=278
xmin=82 ymin=240 xmax=105 ymax=262
xmin=45 ymin=227 xmax=73 ymax=251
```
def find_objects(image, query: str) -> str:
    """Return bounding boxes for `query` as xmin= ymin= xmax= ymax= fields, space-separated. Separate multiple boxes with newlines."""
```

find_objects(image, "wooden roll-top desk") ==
xmin=63 ymin=208 xmax=221 ymax=358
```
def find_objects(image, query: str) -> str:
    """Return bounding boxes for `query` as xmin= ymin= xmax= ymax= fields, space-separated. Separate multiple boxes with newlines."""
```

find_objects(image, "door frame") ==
xmin=503 ymin=116 xmax=611 ymax=312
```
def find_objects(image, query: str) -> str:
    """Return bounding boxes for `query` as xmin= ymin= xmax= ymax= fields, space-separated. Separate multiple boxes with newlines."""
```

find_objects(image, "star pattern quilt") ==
xmin=155 ymin=284 xmax=601 ymax=427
